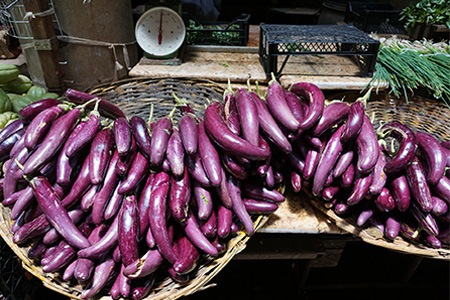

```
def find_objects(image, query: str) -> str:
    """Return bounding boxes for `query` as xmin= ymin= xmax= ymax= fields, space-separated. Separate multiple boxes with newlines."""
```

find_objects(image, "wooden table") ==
xmin=129 ymin=45 xmax=387 ymax=91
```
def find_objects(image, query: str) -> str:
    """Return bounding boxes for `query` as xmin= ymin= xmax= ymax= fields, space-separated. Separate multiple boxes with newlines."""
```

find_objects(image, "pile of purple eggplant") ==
xmin=0 ymin=76 xmax=449 ymax=299
xmin=0 ymin=85 xmax=287 ymax=299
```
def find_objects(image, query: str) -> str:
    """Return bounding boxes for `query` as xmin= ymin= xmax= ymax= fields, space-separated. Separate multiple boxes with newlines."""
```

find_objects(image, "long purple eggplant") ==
xmin=77 ymin=215 xmax=119 ymax=259
xmin=184 ymin=213 xmax=218 ymax=256
xmin=290 ymin=81 xmax=325 ymax=130
xmin=379 ymin=121 xmax=417 ymax=174
xmin=197 ymin=120 xmax=222 ymax=186
xmin=150 ymin=115 xmax=173 ymax=166
xmin=91 ymin=150 xmax=120 ymax=225
xmin=19 ymin=98 xmax=60 ymax=121
xmin=65 ymin=108 xmax=101 ymax=158
xmin=149 ymin=171 xmax=177 ymax=263
xmin=178 ymin=113 xmax=198 ymax=155
xmin=166 ymin=128 xmax=185 ymax=177
xmin=89 ymin=127 xmax=114 ymax=184
xmin=406 ymin=156 xmax=434 ymax=213
xmin=113 ymin=117 xmax=132 ymax=157
xmin=235 ymin=88 xmax=260 ymax=146
xmin=312 ymin=126 xmax=345 ymax=196
xmin=55 ymin=121 xmax=86 ymax=186
xmin=118 ymin=150 xmax=149 ymax=194
xmin=355 ymin=114 xmax=379 ymax=174
xmin=169 ymin=167 xmax=191 ymax=223
xmin=340 ymin=100 xmax=364 ymax=143
xmin=173 ymin=234 xmax=200 ymax=275
xmin=80 ymin=258 xmax=117 ymax=299
xmin=227 ymin=174 xmax=254 ymax=235
xmin=118 ymin=195 xmax=139 ymax=267
xmin=130 ymin=116 xmax=152 ymax=159
xmin=123 ymin=249 xmax=163 ymax=278
xmin=22 ymin=108 xmax=81 ymax=176
xmin=204 ymin=101 xmax=270 ymax=161
xmin=29 ymin=176 xmax=91 ymax=249
xmin=250 ymin=92 xmax=292 ymax=153
xmin=23 ymin=105 xmax=65 ymax=150
xmin=312 ymin=101 xmax=349 ymax=137
xmin=266 ymin=78 xmax=299 ymax=131
xmin=416 ymin=131 xmax=446 ymax=185
xmin=390 ymin=174 xmax=411 ymax=211
xmin=64 ymin=88 xmax=126 ymax=119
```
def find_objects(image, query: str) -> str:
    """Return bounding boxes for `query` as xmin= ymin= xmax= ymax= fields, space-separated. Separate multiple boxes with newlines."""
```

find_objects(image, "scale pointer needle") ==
xmin=158 ymin=10 xmax=163 ymax=45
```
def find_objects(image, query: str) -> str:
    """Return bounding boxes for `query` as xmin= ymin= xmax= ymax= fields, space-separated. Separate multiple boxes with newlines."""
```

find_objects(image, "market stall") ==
xmin=0 ymin=1 xmax=449 ymax=300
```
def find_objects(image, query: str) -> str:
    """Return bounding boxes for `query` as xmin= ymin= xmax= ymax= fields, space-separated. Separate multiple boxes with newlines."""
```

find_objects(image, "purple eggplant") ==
xmin=169 ymin=167 xmax=191 ymax=223
xmin=416 ymin=131 xmax=446 ymax=185
xmin=204 ymin=101 xmax=270 ymax=161
xmin=130 ymin=116 xmax=152 ymax=159
xmin=184 ymin=213 xmax=218 ymax=256
xmin=390 ymin=174 xmax=411 ymax=212
xmin=65 ymin=109 xmax=101 ymax=158
xmin=64 ymin=88 xmax=126 ymax=119
xmin=290 ymin=81 xmax=325 ymax=130
xmin=355 ymin=115 xmax=379 ymax=174
xmin=30 ymin=176 xmax=91 ymax=249
xmin=340 ymin=100 xmax=364 ymax=143
xmin=235 ymin=88 xmax=260 ymax=146
xmin=118 ymin=195 xmax=139 ymax=267
xmin=266 ymin=78 xmax=299 ymax=131
xmin=251 ymin=92 xmax=292 ymax=153
xmin=166 ymin=128 xmax=185 ymax=177
xmin=149 ymin=171 xmax=177 ymax=263
xmin=379 ymin=121 xmax=417 ymax=174
xmin=19 ymin=98 xmax=60 ymax=121
xmin=313 ymin=126 xmax=345 ymax=196
xmin=178 ymin=113 xmax=198 ymax=155
xmin=406 ymin=156 xmax=434 ymax=213
xmin=23 ymin=105 xmax=65 ymax=150
xmin=312 ymin=101 xmax=349 ymax=137
xmin=113 ymin=117 xmax=132 ymax=157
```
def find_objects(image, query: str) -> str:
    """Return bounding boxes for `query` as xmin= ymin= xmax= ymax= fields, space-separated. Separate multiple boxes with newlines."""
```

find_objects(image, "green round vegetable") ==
xmin=1 ymin=74 xmax=33 ymax=94
xmin=27 ymin=85 xmax=48 ymax=100
xmin=0 ymin=111 xmax=18 ymax=129
xmin=11 ymin=95 xmax=34 ymax=113
xmin=0 ymin=64 xmax=20 ymax=84
xmin=0 ymin=88 xmax=12 ymax=113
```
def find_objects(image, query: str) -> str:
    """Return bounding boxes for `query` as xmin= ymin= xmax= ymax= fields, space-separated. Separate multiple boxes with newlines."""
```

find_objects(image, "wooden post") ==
xmin=23 ymin=0 xmax=63 ymax=92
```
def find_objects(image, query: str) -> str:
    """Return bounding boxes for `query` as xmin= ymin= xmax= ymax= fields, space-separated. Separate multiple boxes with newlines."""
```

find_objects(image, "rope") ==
xmin=23 ymin=7 xmax=55 ymax=20
xmin=57 ymin=35 xmax=136 ymax=80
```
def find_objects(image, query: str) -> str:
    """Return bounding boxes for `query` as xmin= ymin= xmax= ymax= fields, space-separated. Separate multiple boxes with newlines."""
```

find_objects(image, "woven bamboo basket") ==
xmin=0 ymin=77 xmax=271 ymax=299
xmin=310 ymin=94 xmax=450 ymax=260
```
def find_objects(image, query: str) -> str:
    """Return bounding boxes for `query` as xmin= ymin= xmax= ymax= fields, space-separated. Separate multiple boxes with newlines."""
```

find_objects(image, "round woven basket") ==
xmin=310 ymin=94 xmax=450 ymax=260
xmin=0 ymin=77 xmax=270 ymax=300
xmin=88 ymin=77 xmax=227 ymax=121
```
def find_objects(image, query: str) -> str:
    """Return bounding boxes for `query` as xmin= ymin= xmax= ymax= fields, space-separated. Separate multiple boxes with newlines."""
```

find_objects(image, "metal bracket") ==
xmin=309 ymin=248 xmax=344 ymax=267
xmin=33 ymin=39 xmax=52 ymax=50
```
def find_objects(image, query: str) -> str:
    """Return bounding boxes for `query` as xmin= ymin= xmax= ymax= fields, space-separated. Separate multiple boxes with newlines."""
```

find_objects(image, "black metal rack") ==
xmin=345 ymin=2 xmax=406 ymax=35
xmin=258 ymin=24 xmax=380 ymax=79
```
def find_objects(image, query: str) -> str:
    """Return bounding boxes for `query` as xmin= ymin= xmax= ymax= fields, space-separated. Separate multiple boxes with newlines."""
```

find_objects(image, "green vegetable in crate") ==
xmin=1 ymin=74 xmax=32 ymax=94
xmin=0 ymin=64 xmax=20 ymax=84
xmin=0 ymin=111 xmax=18 ymax=129
xmin=11 ymin=95 xmax=34 ymax=113
xmin=0 ymin=88 xmax=12 ymax=113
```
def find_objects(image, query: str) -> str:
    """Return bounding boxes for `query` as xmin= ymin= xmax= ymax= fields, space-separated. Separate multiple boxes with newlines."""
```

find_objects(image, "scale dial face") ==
xmin=135 ymin=6 xmax=186 ymax=57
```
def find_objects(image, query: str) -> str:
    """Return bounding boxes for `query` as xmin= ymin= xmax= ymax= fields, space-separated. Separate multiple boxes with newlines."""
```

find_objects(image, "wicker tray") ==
xmin=88 ymin=77 xmax=226 ymax=121
xmin=0 ymin=205 xmax=268 ymax=299
xmin=0 ymin=77 xmax=270 ymax=299
xmin=310 ymin=94 xmax=450 ymax=260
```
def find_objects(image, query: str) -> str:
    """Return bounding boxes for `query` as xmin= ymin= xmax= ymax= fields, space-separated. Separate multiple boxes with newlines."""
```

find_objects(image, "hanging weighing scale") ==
xmin=135 ymin=4 xmax=186 ymax=64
